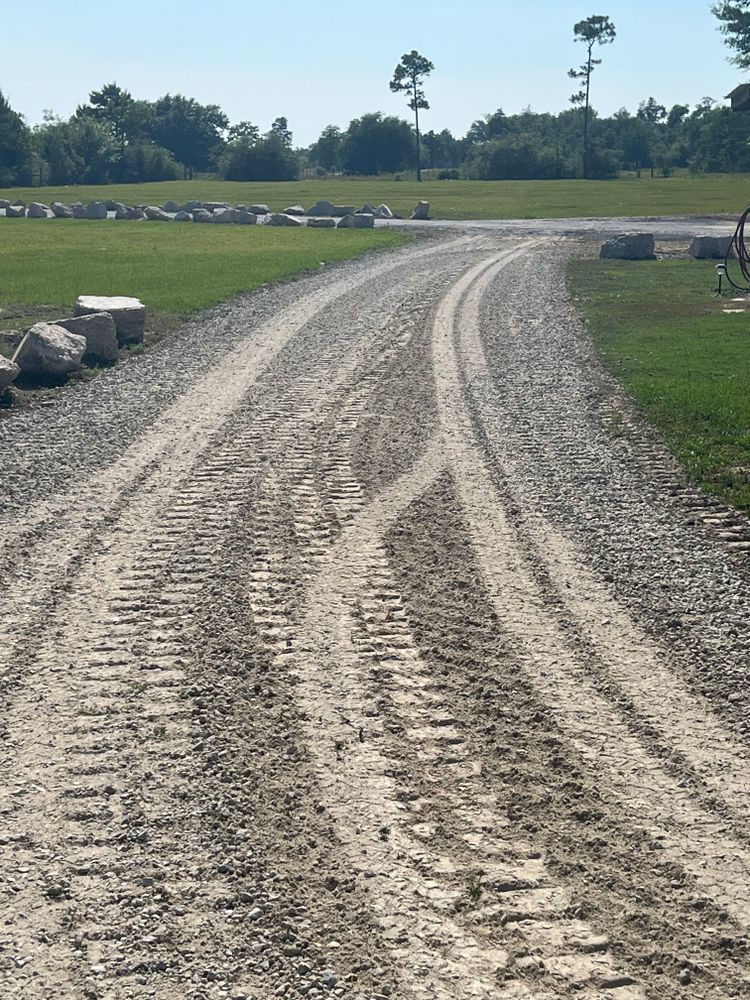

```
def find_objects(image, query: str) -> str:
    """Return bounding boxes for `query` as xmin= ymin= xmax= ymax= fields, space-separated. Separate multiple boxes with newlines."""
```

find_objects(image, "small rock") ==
xmin=0 ymin=356 xmax=20 ymax=389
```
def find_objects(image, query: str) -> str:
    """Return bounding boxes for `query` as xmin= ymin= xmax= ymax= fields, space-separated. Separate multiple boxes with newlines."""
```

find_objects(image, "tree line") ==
xmin=2 ymin=5 xmax=750 ymax=187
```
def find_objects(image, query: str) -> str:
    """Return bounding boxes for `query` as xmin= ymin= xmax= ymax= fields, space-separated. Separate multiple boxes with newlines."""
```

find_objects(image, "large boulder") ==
xmin=12 ymin=323 xmax=86 ymax=379
xmin=306 ymin=200 xmax=354 ymax=218
xmin=75 ymin=295 xmax=146 ymax=345
xmin=163 ymin=201 xmax=180 ymax=213
xmin=358 ymin=203 xmax=378 ymax=215
xmin=689 ymin=234 xmax=734 ymax=260
xmin=85 ymin=202 xmax=108 ymax=220
xmin=267 ymin=213 xmax=303 ymax=227
xmin=211 ymin=208 xmax=238 ymax=223
xmin=0 ymin=199 xmax=10 ymax=209
xmin=284 ymin=205 xmax=305 ymax=216
xmin=248 ymin=204 xmax=269 ymax=215
xmin=410 ymin=201 xmax=430 ymax=221
xmin=236 ymin=210 xmax=257 ymax=225
xmin=337 ymin=213 xmax=375 ymax=229
xmin=28 ymin=203 xmax=48 ymax=218
xmin=51 ymin=202 xmax=73 ymax=219
xmin=600 ymin=233 xmax=656 ymax=260
xmin=104 ymin=199 xmax=121 ymax=211
xmin=0 ymin=356 xmax=20 ymax=390
xmin=192 ymin=208 xmax=213 ymax=223
xmin=110 ymin=202 xmax=128 ymax=217
xmin=144 ymin=205 xmax=171 ymax=222
xmin=72 ymin=203 xmax=86 ymax=219
xmin=203 ymin=202 xmax=231 ymax=212
xmin=125 ymin=207 xmax=145 ymax=221
xmin=6 ymin=205 xmax=26 ymax=218
xmin=184 ymin=200 xmax=204 ymax=212
xmin=307 ymin=217 xmax=336 ymax=228
xmin=375 ymin=204 xmax=393 ymax=219
xmin=11 ymin=200 xmax=26 ymax=207
xmin=53 ymin=312 xmax=119 ymax=365
xmin=174 ymin=210 xmax=192 ymax=222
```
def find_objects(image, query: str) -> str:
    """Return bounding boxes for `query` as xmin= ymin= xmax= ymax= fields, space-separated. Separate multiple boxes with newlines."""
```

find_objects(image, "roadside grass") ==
xmin=3 ymin=173 xmax=750 ymax=221
xmin=569 ymin=258 xmax=750 ymax=512
xmin=0 ymin=221 xmax=407 ymax=356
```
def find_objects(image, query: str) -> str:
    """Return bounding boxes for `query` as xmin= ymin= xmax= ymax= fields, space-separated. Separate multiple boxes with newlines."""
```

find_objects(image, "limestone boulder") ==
xmin=358 ymin=203 xmax=378 ymax=215
xmin=600 ymin=233 xmax=656 ymax=260
xmin=145 ymin=205 xmax=171 ymax=222
xmin=75 ymin=295 xmax=146 ymax=345
xmin=236 ymin=211 xmax=257 ymax=225
xmin=72 ymin=203 xmax=86 ymax=219
xmin=211 ymin=208 xmax=238 ymax=223
xmin=307 ymin=218 xmax=336 ymax=228
xmin=184 ymin=200 xmax=204 ymax=212
xmin=267 ymin=213 xmax=303 ymax=227
xmin=0 ymin=356 xmax=20 ymax=390
xmin=51 ymin=202 xmax=73 ymax=219
xmin=125 ymin=207 xmax=145 ymax=221
xmin=163 ymin=201 xmax=180 ymax=213
xmin=174 ymin=211 xmax=192 ymax=222
xmin=689 ymin=235 xmax=734 ymax=259
xmin=337 ymin=213 xmax=375 ymax=229
xmin=85 ymin=202 xmax=108 ymax=220
xmin=192 ymin=208 xmax=213 ymax=223
xmin=306 ymin=200 xmax=355 ymax=217
xmin=28 ymin=203 xmax=48 ymax=218
xmin=104 ymin=199 xmax=121 ymax=211
xmin=375 ymin=204 xmax=394 ymax=219
xmin=11 ymin=200 xmax=26 ymax=208
xmin=12 ymin=323 xmax=86 ymax=379
xmin=6 ymin=205 xmax=26 ymax=218
xmin=53 ymin=312 xmax=119 ymax=365
xmin=0 ymin=199 xmax=10 ymax=209
xmin=410 ymin=201 xmax=430 ymax=221
xmin=248 ymin=204 xmax=269 ymax=215
xmin=203 ymin=202 xmax=231 ymax=212
xmin=284 ymin=205 xmax=305 ymax=216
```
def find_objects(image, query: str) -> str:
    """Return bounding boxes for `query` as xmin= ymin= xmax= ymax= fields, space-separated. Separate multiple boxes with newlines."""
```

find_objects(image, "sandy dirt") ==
xmin=0 ymin=231 xmax=749 ymax=1000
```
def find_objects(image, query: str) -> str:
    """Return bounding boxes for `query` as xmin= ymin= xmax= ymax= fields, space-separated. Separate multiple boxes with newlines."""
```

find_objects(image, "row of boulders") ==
xmin=1 ymin=295 xmax=145 ymax=390
xmin=0 ymin=197 xmax=431 ymax=225
xmin=600 ymin=232 xmax=735 ymax=260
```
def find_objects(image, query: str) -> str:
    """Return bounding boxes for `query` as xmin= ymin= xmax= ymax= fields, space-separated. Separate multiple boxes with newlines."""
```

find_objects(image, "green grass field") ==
xmin=3 ymin=174 xmax=750 ymax=221
xmin=569 ymin=258 xmax=750 ymax=512
xmin=0 ymin=222 xmax=407 ymax=353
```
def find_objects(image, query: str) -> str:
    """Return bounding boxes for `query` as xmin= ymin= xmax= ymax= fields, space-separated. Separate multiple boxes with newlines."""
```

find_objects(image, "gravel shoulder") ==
xmin=1 ymin=230 xmax=748 ymax=999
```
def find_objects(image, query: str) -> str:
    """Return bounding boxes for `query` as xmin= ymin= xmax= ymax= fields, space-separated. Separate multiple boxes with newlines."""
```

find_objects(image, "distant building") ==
xmin=726 ymin=83 xmax=750 ymax=111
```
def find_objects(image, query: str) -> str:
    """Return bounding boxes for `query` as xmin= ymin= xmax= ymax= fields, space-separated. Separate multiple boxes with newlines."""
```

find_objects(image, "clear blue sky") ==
xmin=2 ymin=0 xmax=743 ymax=144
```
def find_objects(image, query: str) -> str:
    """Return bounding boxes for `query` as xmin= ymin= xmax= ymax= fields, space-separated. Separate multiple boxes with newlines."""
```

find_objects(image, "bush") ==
xmin=220 ymin=133 xmax=299 ymax=181
xmin=465 ymin=134 xmax=559 ymax=180
xmin=438 ymin=168 xmax=460 ymax=180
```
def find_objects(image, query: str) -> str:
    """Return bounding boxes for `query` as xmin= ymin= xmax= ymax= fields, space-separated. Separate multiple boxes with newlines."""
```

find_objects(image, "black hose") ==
xmin=724 ymin=205 xmax=750 ymax=290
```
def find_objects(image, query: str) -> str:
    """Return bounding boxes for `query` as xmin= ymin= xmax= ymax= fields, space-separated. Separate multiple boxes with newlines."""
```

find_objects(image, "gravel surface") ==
xmin=0 ymin=227 xmax=749 ymax=999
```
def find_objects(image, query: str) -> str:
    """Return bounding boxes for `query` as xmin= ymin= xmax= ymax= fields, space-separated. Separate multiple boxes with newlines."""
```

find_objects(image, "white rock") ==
xmin=13 ymin=323 xmax=86 ymax=378
xmin=85 ymin=202 xmax=108 ymax=220
xmin=28 ymin=203 xmax=48 ymax=218
xmin=6 ymin=205 xmax=26 ymax=218
xmin=144 ymin=205 xmax=171 ymax=222
xmin=51 ymin=202 xmax=73 ymax=219
xmin=284 ymin=205 xmax=305 ymax=216
xmin=689 ymin=235 xmax=733 ymax=260
xmin=410 ymin=200 xmax=430 ymax=221
xmin=600 ymin=233 xmax=655 ymax=260
xmin=53 ymin=313 xmax=119 ymax=365
xmin=0 ymin=356 xmax=20 ymax=389
xmin=267 ymin=214 xmax=303 ymax=227
xmin=75 ymin=295 xmax=146 ymax=345
xmin=248 ymin=204 xmax=269 ymax=215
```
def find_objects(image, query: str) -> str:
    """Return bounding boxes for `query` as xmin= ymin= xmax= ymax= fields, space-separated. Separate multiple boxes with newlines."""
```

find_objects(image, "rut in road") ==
xmin=1 ymin=234 xmax=749 ymax=999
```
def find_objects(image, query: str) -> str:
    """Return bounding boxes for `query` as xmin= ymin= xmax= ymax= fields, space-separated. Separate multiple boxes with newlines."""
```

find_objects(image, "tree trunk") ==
xmin=583 ymin=46 xmax=592 ymax=179
xmin=413 ymin=76 xmax=422 ymax=183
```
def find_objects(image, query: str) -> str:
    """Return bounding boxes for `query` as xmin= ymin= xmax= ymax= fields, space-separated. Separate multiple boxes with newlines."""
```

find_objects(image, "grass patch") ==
xmin=0 ymin=221 xmax=407 ymax=345
xmin=2 ymin=174 xmax=750 ymax=221
xmin=569 ymin=257 xmax=750 ymax=512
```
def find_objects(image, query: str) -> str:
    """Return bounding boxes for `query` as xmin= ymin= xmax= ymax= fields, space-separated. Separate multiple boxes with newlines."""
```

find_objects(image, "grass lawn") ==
xmin=0 ymin=221 xmax=407 ymax=353
xmin=2 ymin=174 xmax=750 ymax=221
xmin=569 ymin=257 xmax=750 ymax=512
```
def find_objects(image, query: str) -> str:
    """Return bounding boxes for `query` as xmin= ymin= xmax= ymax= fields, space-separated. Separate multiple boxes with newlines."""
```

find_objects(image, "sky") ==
xmin=0 ymin=0 xmax=744 ymax=145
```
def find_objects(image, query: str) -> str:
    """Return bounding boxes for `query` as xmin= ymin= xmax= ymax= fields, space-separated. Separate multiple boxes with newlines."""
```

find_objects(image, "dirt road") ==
xmin=1 ymin=233 xmax=749 ymax=1000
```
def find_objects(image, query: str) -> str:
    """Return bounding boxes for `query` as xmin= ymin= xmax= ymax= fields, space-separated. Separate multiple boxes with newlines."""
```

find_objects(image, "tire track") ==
xmin=432 ymin=247 xmax=750 ymax=932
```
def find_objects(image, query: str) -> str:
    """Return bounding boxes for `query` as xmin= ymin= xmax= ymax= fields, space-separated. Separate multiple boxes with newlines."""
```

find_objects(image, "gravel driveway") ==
xmin=0 ymin=228 xmax=748 ymax=1000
